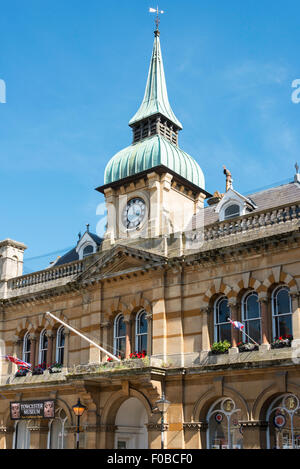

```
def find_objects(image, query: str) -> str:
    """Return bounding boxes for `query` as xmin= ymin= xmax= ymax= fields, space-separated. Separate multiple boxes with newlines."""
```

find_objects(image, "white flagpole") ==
xmin=46 ymin=312 xmax=121 ymax=362
xmin=241 ymin=331 xmax=259 ymax=347
xmin=228 ymin=318 xmax=259 ymax=346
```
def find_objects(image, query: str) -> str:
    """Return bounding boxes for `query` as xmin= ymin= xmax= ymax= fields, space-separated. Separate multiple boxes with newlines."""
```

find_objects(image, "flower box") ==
xmin=48 ymin=363 xmax=63 ymax=374
xmin=237 ymin=342 xmax=259 ymax=353
xmin=32 ymin=367 xmax=44 ymax=376
xmin=271 ymin=335 xmax=293 ymax=349
xmin=210 ymin=340 xmax=231 ymax=355
xmin=49 ymin=367 xmax=62 ymax=374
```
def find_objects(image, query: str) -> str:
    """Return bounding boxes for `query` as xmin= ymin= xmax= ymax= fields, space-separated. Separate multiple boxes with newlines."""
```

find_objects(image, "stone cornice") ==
xmin=0 ymin=239 xmax=27 ymax=251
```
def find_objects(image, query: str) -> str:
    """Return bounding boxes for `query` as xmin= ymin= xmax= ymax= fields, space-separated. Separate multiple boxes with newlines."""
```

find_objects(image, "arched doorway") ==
xmin=115 ymin=397 xmax=148 ymax=449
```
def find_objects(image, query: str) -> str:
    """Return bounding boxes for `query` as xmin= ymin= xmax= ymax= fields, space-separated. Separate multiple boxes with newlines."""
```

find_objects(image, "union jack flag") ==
xmin=228 ymin=318 xmax=244 ymax=331
xmin=3 ymin=355 xmax=31 ymax=369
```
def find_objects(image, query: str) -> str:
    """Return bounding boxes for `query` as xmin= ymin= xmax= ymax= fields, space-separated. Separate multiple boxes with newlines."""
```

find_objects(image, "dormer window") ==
xmin=83 ymin=245 xmax=94 ymax=258
xmin=224 ymin=204 xmax=240 ymax=220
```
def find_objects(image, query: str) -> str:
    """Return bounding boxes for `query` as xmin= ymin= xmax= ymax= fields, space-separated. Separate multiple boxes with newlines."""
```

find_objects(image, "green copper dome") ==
xmin=104 ymin=135 xmax=205 ymax=188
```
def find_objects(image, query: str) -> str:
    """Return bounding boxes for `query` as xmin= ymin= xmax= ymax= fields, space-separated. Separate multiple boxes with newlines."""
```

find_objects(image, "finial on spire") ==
xmin=149 ymin=6 xmax=165 ymax=35
xmin=223 ymin=166 xmax=233 ymax=191
xmin=86 ymin=223 xmax=90 ymax=233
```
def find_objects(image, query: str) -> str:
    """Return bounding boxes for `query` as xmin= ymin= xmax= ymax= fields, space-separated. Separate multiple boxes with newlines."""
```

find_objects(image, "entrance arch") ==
xmin=115 ymin=397 xmax=148 ymax=449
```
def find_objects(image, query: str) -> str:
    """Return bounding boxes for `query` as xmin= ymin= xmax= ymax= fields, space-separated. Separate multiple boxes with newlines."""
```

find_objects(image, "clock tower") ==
xmin=96 ymin=28 xmax=210 ymax=250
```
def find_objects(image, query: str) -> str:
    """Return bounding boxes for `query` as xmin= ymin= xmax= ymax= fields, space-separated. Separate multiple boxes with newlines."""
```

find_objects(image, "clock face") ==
xmin=123 ymin=197 xmax=146 ymax=230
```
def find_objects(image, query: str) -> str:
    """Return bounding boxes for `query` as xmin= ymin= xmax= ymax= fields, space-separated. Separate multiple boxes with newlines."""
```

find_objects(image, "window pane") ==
xmin=277 ymin=315 xmax=293 ymax=338
xmin=276 ymin=289 xmax=291 ymax=315
xmin=224 ymin=205 xmax=240 ymax=219
xmin=83 ymin=245 xmax=93 ymax=256
xmin=117 ymin=337 xmax=126 ymax=358
xmin=138 ymin=334 xmax=147 ymax=354
xmin=245 ymin=294 xmax=260 ymax=320
xmin=59 ymin=329 xmax=65 ymax=347
xmin=246 ymin=319 xmax=261 ymax=344
xmin=139 ymin=313 xmax=147 ymax=334
xmin=118 ymin=317 xmax=126 ymax=337
xmin=219 ymin=323 xmax=231 ymax=342
xmin=217 ymin=299 xmax=230 ymax=324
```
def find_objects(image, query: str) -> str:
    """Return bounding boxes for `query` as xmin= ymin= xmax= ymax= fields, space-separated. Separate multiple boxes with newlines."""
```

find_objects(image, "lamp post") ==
xmin=156 ymin=392 xmax=170 ymax=450
xmin=72 ymin=398 xmax=87 ymax=449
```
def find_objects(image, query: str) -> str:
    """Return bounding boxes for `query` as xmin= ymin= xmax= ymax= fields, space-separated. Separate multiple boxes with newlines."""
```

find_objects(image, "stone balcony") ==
xmin=0 ymin=348 xmax=297 ymax=389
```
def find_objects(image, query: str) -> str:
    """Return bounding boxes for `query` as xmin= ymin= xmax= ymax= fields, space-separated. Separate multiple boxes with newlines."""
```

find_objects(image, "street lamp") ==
xmin=156 ymin=392 xmax=170 ymax=450
xmin=72 ymin=398 xmax=87 ymax=449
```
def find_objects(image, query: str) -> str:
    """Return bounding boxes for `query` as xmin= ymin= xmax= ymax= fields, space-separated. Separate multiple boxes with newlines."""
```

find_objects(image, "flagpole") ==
xmin=46 ymin=312 xmax=121 ymax=362
xmin=227 ymin=318 xmax=259 ymax=347
xmin=241 ymin=331 xmax=259 ymax=347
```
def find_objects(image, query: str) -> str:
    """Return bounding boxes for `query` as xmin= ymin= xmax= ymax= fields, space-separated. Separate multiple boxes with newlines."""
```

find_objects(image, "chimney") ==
xmin=0 ymin=239 xmax=27 ymax=299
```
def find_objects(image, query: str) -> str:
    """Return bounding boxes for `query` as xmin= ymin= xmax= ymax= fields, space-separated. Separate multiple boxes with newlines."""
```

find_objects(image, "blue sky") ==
xmin=1 ymin=0 xmax=300 ymax=273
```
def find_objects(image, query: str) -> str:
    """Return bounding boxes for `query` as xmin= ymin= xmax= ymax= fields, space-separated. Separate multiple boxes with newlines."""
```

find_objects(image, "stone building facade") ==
xmin=0 ymin=28 xmax=300 ymax=450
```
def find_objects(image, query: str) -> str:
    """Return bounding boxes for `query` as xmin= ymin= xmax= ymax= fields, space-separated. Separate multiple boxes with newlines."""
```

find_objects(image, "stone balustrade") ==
xmin=7 ymin=259 xmax=84 ymax=291
xmin=203 ymin=203 xmax=299 ymax=242
xmin=4 ymin=202 xmax=300 ymax=295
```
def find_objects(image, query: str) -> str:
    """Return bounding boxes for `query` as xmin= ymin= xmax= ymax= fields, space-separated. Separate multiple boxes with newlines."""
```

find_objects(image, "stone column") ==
xmin=259 ymin=297 xmax=270 ymax=350
xmin=200 ymin=307 xmax=211 ymax=354
xmin=124 ymin=316 xmax=131 ymax=359
xmin=239 ymin=421 xmax=268 ymax=449
xmin=63 ymin=330 xmax=70 ymax=369
xmin=29 ymin=334 xmax=37 ymax=368
xmin=46 ymin=331 xmax=54 ymax=367
xmin=10 ymin=337 xmax=21 ymax=374
xmin=228 ymin=302 xmax=239 ymax=349
xmin=100 ymin=322 xmax=112 ymax=361
xmin=291 ymin=293 xmax=300 ymax=346
xmin=146 ymin=313 xmax=153 ymax=357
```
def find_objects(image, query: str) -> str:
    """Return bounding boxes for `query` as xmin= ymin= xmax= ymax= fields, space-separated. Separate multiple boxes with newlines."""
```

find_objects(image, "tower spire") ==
xmin=129 ymin=24 xmax=182 ymax=135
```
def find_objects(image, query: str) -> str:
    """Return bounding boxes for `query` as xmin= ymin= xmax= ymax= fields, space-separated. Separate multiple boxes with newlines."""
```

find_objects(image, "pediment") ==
xmin=76 ymin=245 xmax=166 ymax=282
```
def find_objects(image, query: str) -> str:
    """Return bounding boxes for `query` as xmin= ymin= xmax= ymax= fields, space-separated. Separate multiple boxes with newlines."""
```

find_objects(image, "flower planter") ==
xmin=238 ymin=343 xmax=259 ymax=353
xmin=271 ymin=339 xmax=291 ymax=349
xmin=32 ymin=368 xmax=44 ymax=376
xmin=49 ymin=367 xmax=62 ymax=374
xmin=210 ymin=350 xmax=229 ymax=355
xmin=210 ymin=340 xmax=231 ymax=355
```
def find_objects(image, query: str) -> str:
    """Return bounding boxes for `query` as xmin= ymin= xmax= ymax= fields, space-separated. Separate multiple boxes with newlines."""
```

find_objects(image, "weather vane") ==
xmin=149 ymin=6 xmax=165 ymax=32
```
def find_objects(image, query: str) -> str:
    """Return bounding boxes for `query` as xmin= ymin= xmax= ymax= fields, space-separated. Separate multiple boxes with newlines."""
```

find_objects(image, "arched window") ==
xmin=48 ymin=408 xmax=68 ymax=449
xmin=206 ymin=398 xmax=243 ymax=449
xmin=83 ymin=245 xmax=94 ymax=258
xmin=272 ymin=286 xmax=293 ymax=340
xmin=56 ymin=326 xmax=65 ymax=365
xmin=22 ymin=332 xmax=31 ymax=364
xmin=214 ymin=297 xmax=231 ymax=342
xmin=224 ymin=204 xmax=240 ymax=220
xmin=135 ymin=310 xmax=148 ymax=354
xmin=13 ymin=420 xmax=31 ymax=449
xmin=114 ymin=314 xmax=126 ymax=358
xmin=242 ymin=292 xmax=261 ymax=344
xmin=39 ymin=330 xmax=48 ymax=367
xmin=266 ymin=394 xmax=300 ymax=449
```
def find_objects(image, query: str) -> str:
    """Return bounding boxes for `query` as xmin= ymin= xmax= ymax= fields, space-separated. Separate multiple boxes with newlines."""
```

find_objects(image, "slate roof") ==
xmin=53 ymin=232 xmax=103 ymax=267
xmin=204 ymin=181 xmax=300 ymax=226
